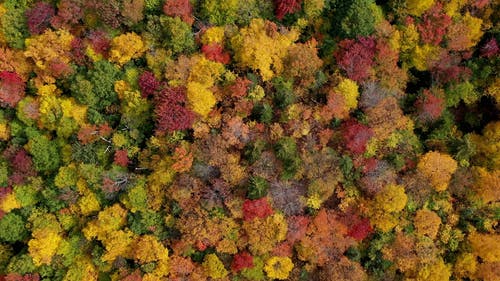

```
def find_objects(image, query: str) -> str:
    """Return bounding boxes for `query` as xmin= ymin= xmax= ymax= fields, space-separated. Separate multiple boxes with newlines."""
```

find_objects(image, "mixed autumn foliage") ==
xmin=0 ymin=0 xmax=499 ymax=280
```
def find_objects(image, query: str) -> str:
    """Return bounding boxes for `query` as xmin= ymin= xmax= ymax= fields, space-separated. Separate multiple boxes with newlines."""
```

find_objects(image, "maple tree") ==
xmin=0 ymin=71 xmax=25 ymax=108
xmin=25 ymin=2 xmax=55 ymax=35
xmin=275 ymin=0 xmax=303 ymax=20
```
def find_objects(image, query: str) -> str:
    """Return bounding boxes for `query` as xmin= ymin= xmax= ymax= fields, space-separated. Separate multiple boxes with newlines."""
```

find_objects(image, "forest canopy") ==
xmin=0 ymin=0 xmax=499 ymax=280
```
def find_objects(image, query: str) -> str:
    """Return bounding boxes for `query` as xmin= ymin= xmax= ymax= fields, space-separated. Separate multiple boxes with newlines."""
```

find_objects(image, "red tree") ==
xmin=8 ymin=149 xmax=36 ymax=185
xmin=415 ymin=89 xmax=445 ymax=122
xmin=334 ymin=37 xmax=376 ymax=82
xmin=114 ymin=150 xmax=129 ymax=167
xmin=480 ymin=38 xmax=499 ymax=58
xmin=50 ymin=0 xmax=84 ymax=29
xmin=87 ymin=30 xmax=111 ymax=57
xmin=347 ymin=218 xmax=373 ymax=241
xmin=155 ymin=87 xmax=195 ymax=133
xmin=231 ymin=252 xmax=254 ymax=272
xmin=138 ymin=71 xmax=160 ymax=98
xmin=417 ymin=4 xmax=451 ymax=45
xmin=242 ymin=198 xmax=274 ymax=221
xmin=0 ymin=71 xmax=25 ymax=108
xmin=275 ymin=0 xmax=303 ymax=20
xmin=286 ymin=215 xmax=310 ymax=244
xmin=201 ymin=43 xmax=231 ymax=64
xmin=70 ymin=37 xmax=88 ymax=66
xmin=225 ymin=77 xmax=251 ymax=98
xmin=163 ymin=0 xmax=194 ymax=25
xmin=26 ymin=2 xmax=55 ymax=35
xmin=342 ymin=119 xmax=374 ymax=155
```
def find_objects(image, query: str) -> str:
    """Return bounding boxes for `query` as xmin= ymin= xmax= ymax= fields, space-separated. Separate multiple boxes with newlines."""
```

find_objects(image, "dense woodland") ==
xmin=0 ymin=0 xmax=499 ymax=280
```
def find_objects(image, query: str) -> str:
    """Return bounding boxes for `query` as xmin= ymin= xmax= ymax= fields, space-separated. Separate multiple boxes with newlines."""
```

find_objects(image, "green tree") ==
xmin=329 ymin=0 xmax=383 ymax=38
xmin=274 ymin=137 xmax=302 ymax=180
xmin=0 ymin=212 xmax=28 ymax=243
xmin=25 ymin=130 xmax=61 ymax=173
xmin=0 ymin=0 xmax=29 ymax=49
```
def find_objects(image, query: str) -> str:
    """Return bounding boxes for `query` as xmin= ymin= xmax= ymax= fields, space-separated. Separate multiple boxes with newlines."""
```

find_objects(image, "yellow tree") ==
xmin=186 ymin=56 xmax=225 ymax=117
xmin=23 ymin=29 xmax=74 ymax=86
xmin=368 ymin=184 xmax=408 ymax=232
xmin=109 ymin=32 xmax=147 ymax=66
xmin=28 ymin=213 xmax=63 ymax=266
xmin=264 ymin=256 xmax=294 ymax=280
xmin=413 ymin=209 xmax=441 ymax=239
xmin=242 ymin=213 xmax=288 ymax=256
xmin=133 ymin=235 xmax=170 ymax=280
xmin=231 ymin=18 xmax=299 ymax=81
xmin=417 ymin=151 xmax=458 ymax=191
xmin=471 ymin=167 xmax=499 ymax=204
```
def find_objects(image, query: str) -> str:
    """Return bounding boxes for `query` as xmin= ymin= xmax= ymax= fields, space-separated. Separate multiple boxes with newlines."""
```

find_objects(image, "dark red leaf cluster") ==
xmin=231 ymin=252 xmax=254 ymax=272
xmin=0 ymin=71 xmax=25 ymax=108
xmin=480 ymin=38 xmax=499 ymax=58
xmin=50 ymin=0 xmax=84 ymax=29
xmin=70 ymin=38 xmax=87 ymax=66
xmin=347 ymin=217 xmax=373 ymax=241
xmin=25 ymin=2 xmax=55 ymax=35
xmin=87 ymin=30 xmax=111 ymax=57
xmin=201 ymin=43 xmax=230 ymax=64
xmin=335 ymin=37 xmax=376 ymax=82
xmin=138 ymin=71 xmax=160 ymax=98
xmin=242 ymin=198 xmax=273 ymax=221
xmin=155 ymin=87 xmax=195 ymax=133
xmin=342 ymin=119 xmax=374 ymax=155
xmin=275 ymin=0 xmax=303 ymax=20
xmin=8 ymin=149 xmax=35 ymax=185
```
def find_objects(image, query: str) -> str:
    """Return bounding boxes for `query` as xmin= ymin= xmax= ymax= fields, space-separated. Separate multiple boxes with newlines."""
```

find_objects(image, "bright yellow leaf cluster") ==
xmin=453 ymin=253 xmax=477 ymax=279
xmin=29 ymin=229 xmax=63 ymax=266
xmin=203 ymin=253 xmax=228 ymax=279
xmin=109 ymin=32 xmax=147 ymax=66
xmin=0 ymin=122 xmax=9 ymax=141
xmin=187 ymin=81 xmax=217 ymax=118
xmin=243 ymin=213 xmax=288 ymax=255
xmin=201 ymin=26 xmax=225 ymax=45
xmin=101 ymin=230 xmax=136 ymax=262
xmin=24 ymin=29 xmax=74 ymax=86
xmin=186 ymin=56 xmax=225 ymax=117
xmin=406 ymin=0 xmax=435 ymax=17
xmin=231 ymin=18 xmax=299 ymax=81
xmin=462 ymin=13 xmax=484 ymax=49
xmin=264 ymin=256 xmax=294 ymax=280
xmin=335 ymin=78 xmax=359 ymax=110
xmin=417 ymin=258 xmax=451 ymax=281
xmin=369 ymin=184 xmax=408 ymax=232
xmin=411 ymin=44 xmax=440 ymax=71
xmin=0 ymin=192 xmax=21 ymax=213
xmin=83 ymin=204 xmax=128 ymax=240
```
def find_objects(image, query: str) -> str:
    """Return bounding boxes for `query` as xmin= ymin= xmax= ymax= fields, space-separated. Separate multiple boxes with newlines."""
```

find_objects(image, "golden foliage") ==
xmin=417 ymin=151 xmax=458 ymax=191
